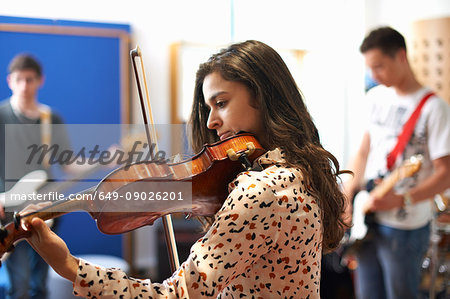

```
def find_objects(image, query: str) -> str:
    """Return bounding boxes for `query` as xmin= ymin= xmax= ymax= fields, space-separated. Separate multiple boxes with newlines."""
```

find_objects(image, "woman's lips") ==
xmin=219 ymin=132 xmax=232 ymax=140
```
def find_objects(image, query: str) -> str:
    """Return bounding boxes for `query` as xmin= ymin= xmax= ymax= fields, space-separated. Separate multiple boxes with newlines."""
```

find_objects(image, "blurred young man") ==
xmin=344 ymin=27 xmax=450 ymax=299
xmin=0 ymin=54 xmax=70 ymax=299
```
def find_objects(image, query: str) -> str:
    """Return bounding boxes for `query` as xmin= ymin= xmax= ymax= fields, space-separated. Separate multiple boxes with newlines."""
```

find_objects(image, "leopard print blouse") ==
xmin=73 ymin=148 xmax=323 ymax=298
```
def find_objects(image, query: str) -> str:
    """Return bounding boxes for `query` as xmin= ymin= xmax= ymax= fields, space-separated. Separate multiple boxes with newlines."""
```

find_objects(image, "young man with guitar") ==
xmin=343 ymin=27 xmax=450 ymax=299
xmin=0 ymin=54 xmax=89 ymax=299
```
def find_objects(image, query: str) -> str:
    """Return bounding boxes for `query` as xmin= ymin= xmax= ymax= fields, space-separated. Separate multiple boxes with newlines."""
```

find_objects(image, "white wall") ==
xmin=1 ymin=0 xmax=366 ymax=153
xmin=2 ymin=0 xmax=449 ymax=275
xmin=345 ymin=0 xmax=450 ymax=161
xmin=365 ymin=0 xmax=450 ymax=37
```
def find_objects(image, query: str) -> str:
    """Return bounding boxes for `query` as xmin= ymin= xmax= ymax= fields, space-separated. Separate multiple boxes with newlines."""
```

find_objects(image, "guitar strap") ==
xmin=39 ymin=104 xmax=52 ymax=169
xmin=38 ymin=105 xmax=58 ymax=229
xmin=386 ymin=91 xmax=434 ymax=171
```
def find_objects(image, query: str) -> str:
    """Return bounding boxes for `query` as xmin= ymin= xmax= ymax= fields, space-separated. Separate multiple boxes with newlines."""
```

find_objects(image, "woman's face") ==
xmin=203 ymin=72 xmax=265 ymax=143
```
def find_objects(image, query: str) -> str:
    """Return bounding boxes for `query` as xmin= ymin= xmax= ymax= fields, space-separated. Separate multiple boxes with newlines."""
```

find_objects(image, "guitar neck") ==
xmin=370 ymin=155 xmax=421 ymax=198
xmin=370 ymin=169 xmax=402 ymax=198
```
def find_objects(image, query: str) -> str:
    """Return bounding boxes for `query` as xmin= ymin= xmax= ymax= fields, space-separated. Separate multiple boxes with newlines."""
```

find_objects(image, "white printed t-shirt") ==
xmin=364 ymin=85 xmax=450 ymax=230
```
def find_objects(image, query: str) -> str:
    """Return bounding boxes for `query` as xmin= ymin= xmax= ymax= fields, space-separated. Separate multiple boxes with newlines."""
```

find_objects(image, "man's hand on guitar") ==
xmin=368 ymin=190 xmax=404 ymax=212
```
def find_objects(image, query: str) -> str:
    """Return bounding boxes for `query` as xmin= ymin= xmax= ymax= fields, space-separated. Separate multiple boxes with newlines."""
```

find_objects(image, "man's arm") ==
xmin=343 ymin=132 xmax=371 ymax=199
xmin=342 ymin=132 xmax=370 ymax=223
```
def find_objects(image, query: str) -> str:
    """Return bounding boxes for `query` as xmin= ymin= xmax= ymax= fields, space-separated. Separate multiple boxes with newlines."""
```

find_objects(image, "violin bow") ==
xmin=130 ymin=46 xmax=180 ymax=272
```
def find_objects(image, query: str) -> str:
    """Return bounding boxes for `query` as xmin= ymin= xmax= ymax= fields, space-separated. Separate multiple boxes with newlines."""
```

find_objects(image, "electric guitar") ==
xmin=0 ymin=170 xmax=48 ymax=209
xmin=0 ymin=132 xmax=149 ymax=224
xmin=347 ymin=155 xmax=423 ymax=251
xmin=0 ymin=163 xmax=105 ymax=226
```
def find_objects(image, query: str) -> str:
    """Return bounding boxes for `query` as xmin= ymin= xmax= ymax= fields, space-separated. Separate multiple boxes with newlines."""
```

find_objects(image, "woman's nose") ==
xmin=207 ymin=110 xmax=220 ymax=130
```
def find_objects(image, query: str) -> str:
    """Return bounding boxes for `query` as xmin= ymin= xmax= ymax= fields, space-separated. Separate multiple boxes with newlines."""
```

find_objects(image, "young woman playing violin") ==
xmin=24 ymin=40 xmax=348 ymax=298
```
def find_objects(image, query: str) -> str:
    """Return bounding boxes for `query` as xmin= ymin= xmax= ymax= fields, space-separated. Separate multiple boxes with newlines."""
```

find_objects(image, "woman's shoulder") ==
xmin=232 ymin=161 xmax=300 ymax=186
xmin=229 ymin=162 xmax=313 ymax=206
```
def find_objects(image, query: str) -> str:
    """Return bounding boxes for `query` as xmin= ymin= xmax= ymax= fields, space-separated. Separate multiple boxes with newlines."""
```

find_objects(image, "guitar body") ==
xmin=347 ymin=191 xmax=378 ymax=252
xmin=0 ymin=170 xmax=48 ymax=224
xmin=350 ymin=191 xmax=370 ymax=242
xmin=344 ymin=155 xmax=423 ymax=254
xmin=0 ymin=170 xmax=48 ymax=206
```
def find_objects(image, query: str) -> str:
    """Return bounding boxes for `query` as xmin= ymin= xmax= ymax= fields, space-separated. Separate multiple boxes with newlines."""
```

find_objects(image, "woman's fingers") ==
xmin=25 ymin=217 xmax=52 ymax=247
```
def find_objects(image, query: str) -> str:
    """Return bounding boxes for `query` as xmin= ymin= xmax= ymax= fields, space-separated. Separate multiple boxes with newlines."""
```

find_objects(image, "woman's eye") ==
xmin=216 ymin=100 xmax=226 ymax=108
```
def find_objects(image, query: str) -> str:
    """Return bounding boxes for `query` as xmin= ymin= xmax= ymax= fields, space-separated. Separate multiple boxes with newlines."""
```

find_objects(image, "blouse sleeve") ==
xmin=73 ymin=169 xmax=290 ymax=298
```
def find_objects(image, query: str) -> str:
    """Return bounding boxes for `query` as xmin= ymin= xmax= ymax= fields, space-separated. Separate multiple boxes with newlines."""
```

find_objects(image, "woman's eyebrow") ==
xmin=206 ymin=91 xmax=228 ymax=103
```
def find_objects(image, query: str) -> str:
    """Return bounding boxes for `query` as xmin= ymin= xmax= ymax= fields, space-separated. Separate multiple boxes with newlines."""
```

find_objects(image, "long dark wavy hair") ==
xmin=188 ymin=40 xmax=349 ymax=252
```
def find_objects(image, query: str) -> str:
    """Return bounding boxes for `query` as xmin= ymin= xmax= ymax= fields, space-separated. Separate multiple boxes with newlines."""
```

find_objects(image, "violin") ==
xmin=0 ymin=47 xmax=266 ymax=273
xmin=0 ymin=133 xmax=265 ymax=260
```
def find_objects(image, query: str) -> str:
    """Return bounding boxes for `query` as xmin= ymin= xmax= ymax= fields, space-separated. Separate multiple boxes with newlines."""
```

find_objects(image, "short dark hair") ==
xmin=360 ymin=26 xmax=406 ymax=57
xmin=8 ymin=54 xmax=43 ymax=77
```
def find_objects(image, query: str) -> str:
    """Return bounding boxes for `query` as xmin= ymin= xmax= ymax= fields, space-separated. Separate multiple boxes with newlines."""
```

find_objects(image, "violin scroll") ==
xmin=0 ymin=220 xmax=31 ymax=261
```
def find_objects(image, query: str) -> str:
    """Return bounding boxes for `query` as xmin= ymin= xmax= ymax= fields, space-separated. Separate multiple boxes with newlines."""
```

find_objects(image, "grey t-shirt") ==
xmin=0 ymin=99 xmax=71 ymax=222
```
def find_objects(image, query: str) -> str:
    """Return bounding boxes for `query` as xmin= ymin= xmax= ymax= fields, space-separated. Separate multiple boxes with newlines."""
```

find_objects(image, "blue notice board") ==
xmin=0 ymin=16 xmax=131 ymax=259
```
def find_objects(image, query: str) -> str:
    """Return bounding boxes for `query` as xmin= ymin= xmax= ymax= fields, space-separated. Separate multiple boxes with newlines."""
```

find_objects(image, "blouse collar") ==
xmin=254 ymin=148 xmax=287 ymax=169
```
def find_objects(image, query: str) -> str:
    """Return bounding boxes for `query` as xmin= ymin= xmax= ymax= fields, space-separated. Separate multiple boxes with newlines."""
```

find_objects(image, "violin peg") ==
xmin=13 ymin=212 xmax=21 ymax=230
xmin=227 ymin=149 xmax=238 ymax=161
xmin=245 ymin=142 xmax=256 ymax=155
